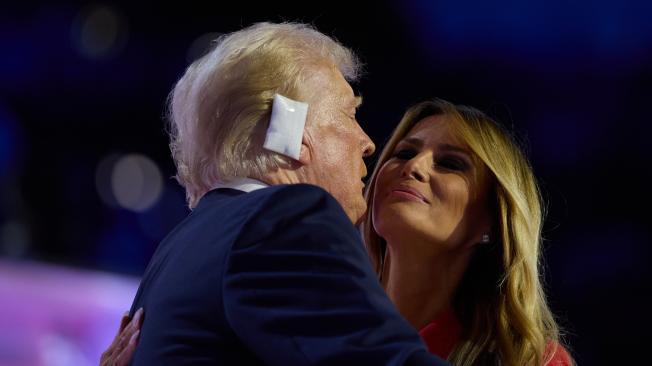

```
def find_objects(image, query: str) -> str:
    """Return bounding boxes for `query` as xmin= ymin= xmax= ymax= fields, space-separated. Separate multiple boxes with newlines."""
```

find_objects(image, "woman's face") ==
xmin=372 ymin=115 xmax=493 ymax=253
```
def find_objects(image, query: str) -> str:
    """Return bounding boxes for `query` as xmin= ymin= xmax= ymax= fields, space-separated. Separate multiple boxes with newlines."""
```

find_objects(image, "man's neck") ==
xmin=260 ymin=168 xmax=361 ymax=225
xmin=259 ymin=168 xmax=304 ymax=186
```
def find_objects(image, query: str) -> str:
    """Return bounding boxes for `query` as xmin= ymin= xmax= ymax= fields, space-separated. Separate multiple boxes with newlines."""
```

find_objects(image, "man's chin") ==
xmin=351 ymin=206 xmax=368 ymax=226
xmin=337 ymin=195 xmax=366 ymax=225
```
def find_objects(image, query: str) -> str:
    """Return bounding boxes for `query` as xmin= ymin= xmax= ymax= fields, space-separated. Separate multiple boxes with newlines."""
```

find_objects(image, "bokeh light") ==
xmin=1 ymin=4 xmax=649 ymax=364
xmin=95 ymin=153 xmax=165 ymax=213
xmin=70 ymin=4 xmax=129 ymax=60
xmin=0 ymin=220 xmax=30 ymax=258
xmin=95 ymin=153 xmax=121 ymax=209
xmin=0 ymin=102 xmax=20 ymax=178
xmin=0 ymin=259 xmax=139 ymax=366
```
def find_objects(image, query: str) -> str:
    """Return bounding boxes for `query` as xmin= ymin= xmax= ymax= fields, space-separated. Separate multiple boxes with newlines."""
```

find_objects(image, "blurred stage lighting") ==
xmin=0 ymin=102 xmax=21 ymax=178
xmin=95 ymin=153 xmax=163 ymax=212
xmin=70 ymin=4 xmax=129 ymax=60
xmin=0 ymin=259 xmax=139 ymax=366
xmin=0 ymin=220 xmax=30 ymax=258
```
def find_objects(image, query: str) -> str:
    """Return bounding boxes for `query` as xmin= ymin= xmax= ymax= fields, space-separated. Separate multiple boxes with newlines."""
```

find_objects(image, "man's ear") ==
xmin=297 ymin=133 xmax=312 ymax=165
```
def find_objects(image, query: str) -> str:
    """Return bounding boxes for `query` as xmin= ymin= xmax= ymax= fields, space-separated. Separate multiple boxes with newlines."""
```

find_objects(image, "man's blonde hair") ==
xmin=167 ymin=22 xmax=362 ymax=208
xmin=362 ymin=99 xmax=569 ymax=365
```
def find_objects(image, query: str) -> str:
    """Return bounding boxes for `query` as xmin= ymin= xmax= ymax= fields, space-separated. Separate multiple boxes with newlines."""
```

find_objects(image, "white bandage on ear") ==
xmin=263 ymin=94 xmax=309 ymax=161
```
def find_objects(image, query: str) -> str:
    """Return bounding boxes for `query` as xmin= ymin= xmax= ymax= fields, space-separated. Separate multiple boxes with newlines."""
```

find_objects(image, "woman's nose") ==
xmin=401 ymin=154 xmax=430 ymax=182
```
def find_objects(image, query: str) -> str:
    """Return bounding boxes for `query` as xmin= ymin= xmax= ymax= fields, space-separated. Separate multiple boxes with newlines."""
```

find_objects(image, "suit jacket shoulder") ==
xmin=222 ymin=184 xmax=445 ymax=365
xmin=130 ymin=183 xmax=447 ymax=366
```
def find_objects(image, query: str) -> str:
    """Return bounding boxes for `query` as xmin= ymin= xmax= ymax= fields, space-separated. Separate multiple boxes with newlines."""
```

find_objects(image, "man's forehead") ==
xmin=303 ymin=64 xmax=357 ymax=102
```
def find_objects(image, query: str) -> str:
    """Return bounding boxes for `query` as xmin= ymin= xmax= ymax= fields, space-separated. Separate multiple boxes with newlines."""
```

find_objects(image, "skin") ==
xmin=264 ymin=62 xmax=375 ymax=224
xmin=372 ymin=115 xmax=493 ymax=330
xmin=100 ymin=308 xmax=143 ymax=366
xmin=101 ymin=63 xmax=374 ymax=365
xmin=104 ymin=111 xmax=570 ymax=365
xmin=102 ymin=114 xmax=493 ymax=364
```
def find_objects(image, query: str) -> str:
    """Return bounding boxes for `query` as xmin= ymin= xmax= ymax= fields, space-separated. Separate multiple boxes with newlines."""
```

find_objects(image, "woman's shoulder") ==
xmin=544 ymin=341 xmax=573 ymax=366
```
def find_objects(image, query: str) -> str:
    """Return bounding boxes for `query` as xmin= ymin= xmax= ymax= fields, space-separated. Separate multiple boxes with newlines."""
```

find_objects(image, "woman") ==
xmin=362 ymin=98 xmax=571 ymax=365
xmin=102 ymin=98 xmax=572 ymax=365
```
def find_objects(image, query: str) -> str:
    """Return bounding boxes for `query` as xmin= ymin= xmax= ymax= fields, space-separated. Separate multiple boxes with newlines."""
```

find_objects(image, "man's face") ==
xmin=299 ymin=64 xmax=375 ymax=224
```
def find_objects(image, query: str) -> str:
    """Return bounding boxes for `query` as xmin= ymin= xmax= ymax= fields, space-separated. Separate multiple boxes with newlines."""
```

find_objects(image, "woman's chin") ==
xmin=375 ymin=210 xmax=429 ymax=238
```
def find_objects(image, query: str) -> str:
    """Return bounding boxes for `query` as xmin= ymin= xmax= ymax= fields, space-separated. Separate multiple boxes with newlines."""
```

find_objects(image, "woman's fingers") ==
xmin=99 ymin=308 xmax=144 ymax=366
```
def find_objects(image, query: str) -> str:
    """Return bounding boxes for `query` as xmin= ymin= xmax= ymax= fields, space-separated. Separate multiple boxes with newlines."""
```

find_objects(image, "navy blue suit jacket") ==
xmin=129 ymin=184 xmax=448 ymax=365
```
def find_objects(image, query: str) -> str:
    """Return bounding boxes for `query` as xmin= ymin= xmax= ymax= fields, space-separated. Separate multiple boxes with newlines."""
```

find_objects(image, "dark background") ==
xmin=1 ymin=1 xmax=650 ymax=364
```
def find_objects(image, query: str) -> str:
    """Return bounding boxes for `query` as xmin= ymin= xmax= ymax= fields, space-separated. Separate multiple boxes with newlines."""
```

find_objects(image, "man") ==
xmin=101 ymin=22 xmax=448 ymax=365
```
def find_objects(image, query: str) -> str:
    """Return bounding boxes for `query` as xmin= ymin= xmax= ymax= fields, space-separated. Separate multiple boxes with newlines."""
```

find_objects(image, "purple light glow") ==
xmin=0 ymin=259 xmax=139 ymax=366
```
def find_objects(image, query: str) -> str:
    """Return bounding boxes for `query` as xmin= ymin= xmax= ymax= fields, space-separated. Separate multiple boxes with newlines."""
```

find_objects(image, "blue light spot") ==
xmin=396 ymin=0 xmax=652 ymax=67
xmin=0 ymin=103 xmax=20 ymax=177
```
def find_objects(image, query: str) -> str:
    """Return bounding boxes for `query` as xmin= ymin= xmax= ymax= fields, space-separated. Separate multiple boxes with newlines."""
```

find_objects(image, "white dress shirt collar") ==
xmin=212 ymin=177 xmax=269 ymax=193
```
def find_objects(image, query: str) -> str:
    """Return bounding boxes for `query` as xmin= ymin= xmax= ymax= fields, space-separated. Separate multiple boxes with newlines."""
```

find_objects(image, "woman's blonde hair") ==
xmin=167 ymin=22 xmax=362 ymax=208
xmin=362 ymin=99 xmax=567 ymax=365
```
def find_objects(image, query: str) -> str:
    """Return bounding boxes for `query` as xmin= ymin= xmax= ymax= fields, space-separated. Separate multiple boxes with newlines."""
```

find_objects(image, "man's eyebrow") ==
xmin=354 ymin=95 xmax=363 ymax=109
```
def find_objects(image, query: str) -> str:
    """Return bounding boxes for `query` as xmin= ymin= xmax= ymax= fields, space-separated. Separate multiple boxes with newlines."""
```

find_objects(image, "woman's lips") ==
xmin=390 ymin=187 xmax=429 ymax=204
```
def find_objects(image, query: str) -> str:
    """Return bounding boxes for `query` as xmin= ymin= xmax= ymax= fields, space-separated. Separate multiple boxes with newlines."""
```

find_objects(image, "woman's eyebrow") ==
xmin=398 ymin=139 xmax=472 ymax=158
xmin=398 ymin=137 xmax=423 ymax=148
xmin=439 ymin=143 xmax=471 ymax=157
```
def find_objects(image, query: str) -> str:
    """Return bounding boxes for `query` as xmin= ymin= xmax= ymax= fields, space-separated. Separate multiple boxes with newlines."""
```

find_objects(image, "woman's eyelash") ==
xmin=393 ymin=148 xmax=469 ymax=172
xmin=392 ymin=148 xmax=417 ymax=160
xmin=436 ymin=156 xmax=469 ymax=171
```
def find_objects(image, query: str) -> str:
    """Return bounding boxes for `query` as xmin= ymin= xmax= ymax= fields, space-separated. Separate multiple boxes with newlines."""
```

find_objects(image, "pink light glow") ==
xmin=0 ymin=259 xmax=139 ymax=366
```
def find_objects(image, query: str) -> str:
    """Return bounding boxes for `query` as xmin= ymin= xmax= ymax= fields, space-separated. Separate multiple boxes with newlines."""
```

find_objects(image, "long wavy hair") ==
xmin=361 ymin=99 xmax=567 ymax=365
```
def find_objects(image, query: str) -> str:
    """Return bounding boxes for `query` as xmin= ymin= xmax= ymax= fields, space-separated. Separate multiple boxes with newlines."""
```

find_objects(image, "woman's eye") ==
xmin=437 ymin=156 xmax=469 ymax=171
xmin=393 ymin=148 xmax=417 ymax=160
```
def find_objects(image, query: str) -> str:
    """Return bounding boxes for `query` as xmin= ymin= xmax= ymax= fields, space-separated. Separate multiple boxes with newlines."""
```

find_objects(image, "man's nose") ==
xmin=361 ymin=133 xmax=375 ymax=158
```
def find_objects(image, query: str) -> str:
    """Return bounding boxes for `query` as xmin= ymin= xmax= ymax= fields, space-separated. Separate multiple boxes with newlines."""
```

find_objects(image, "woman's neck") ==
xmin=381 ymin=240 xmax=472 ymax=330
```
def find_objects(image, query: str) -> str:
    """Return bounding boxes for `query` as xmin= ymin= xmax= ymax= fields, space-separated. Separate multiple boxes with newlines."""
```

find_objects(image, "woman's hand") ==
xmin=100 ymin=308 xmax=143 ymax=366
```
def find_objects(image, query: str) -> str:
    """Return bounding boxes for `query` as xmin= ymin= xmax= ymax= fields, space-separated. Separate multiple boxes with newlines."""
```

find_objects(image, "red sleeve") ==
xmin=544 ymin=342 xmax=573 ymax=366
